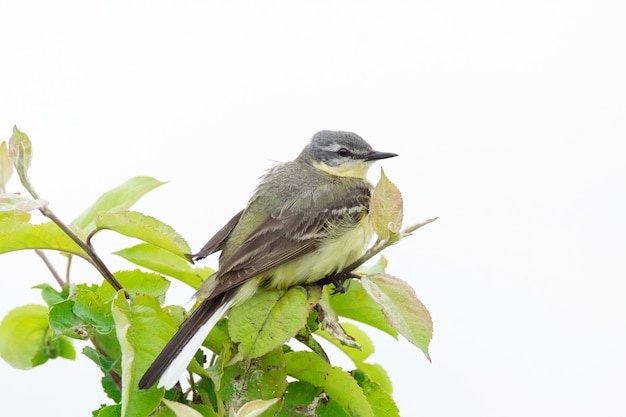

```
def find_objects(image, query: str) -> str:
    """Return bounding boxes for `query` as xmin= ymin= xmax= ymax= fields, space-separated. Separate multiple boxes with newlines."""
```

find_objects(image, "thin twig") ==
xmin=317 ymin=216 xmax=438 ymax=288
xmin=402 ymin=216 xmax=439 ymax=236
xmin=39 ymin=206 xmax=125 ymax=292
xmin=86 ymin=228 xmax=98 ymax=248
xmin=34 ymin=249 xmax=65 ymax=288
xmin=65 ymin=254 xmax=73 ymax=285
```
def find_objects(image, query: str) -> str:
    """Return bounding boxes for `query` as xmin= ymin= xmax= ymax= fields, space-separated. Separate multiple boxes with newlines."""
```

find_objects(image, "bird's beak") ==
xmin=363 ymin=150 xmax=398 ymax=161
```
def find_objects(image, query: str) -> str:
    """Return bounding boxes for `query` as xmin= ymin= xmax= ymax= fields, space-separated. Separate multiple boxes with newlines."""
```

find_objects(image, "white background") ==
xmin=1 ymin=1 xmax=625 ymax=416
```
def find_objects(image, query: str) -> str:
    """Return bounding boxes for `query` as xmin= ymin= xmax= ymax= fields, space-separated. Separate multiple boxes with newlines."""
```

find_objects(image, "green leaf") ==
xmin=324 ymin=367 xmax=375 ymax=417
xmin=220 ymin=349 xmax=286 ymax=415
xmin=30 ymin=334 xmax=74 ymax=367
xmin=161 ymin=399 xmax=206 ymax=417
xmin=92 ymin=329 xmax=123 ymax=375
xmin=51 ymin=337 xmax=76 ymax=361
xmin=286 ymin=351 xmax=378 ymax=417
xmin=68 ymin=284 xmax=124 ymax=366
xmin=95 ymin=210 xmax=191 ymax=258
xmin=189 ymin=404 xmax=220 ymax=417
xmin=112 ymin=293 xmax=176 ymax=417
xmin=285 ymin=351 xmax=330 ymax=387
xmin=295 ymin=324 xmax=330 ymax=362
xmin=98 ymin=269 xmax=171 ymax=304
xmin=83 ymin=346 xmax=122 ymax=402
xmin=352 ymin=370 xmax=399 ymax=417
xmin=235 ymin=399 xmax=280 ymax=417
xmin=229 ymin=286 xmax=322 ymax=359
xmin=325 ymin=282 xmax=397 ymax=338
xmin=0 ymin=304 xmax=49 ymax=369
xmin=277 ymin=381 xmax=323 ymax=417
xmin=356 ymin=255 xmax=388 ymax=276
xmin=193 ymin=377 xmax=222 ymax=415
xmin=362 ymin=274 xmax=432 ymax=360
xmin=0 ymin=141 xmax=13 ymax=192
xmin=317 ymin=322 xmax=375 ymax=363
xmin=370 ymin=168 xmax=403 ymax=240
xmin=34 ymin=283 xmax=70 ymax=307
xmin=355 ymin=363 xmax=392 ymax=395
xmin=93 ymin=404 xmax=121 ymax=417
xmin=0 ymin=193 xmax=48 ymax=212
xmin=8 ymin=126 xmax=33 ymax=179
xmin=203 ymin=317 xmax=231 ymax=354
xmin=317 ymin=400 xmax=351 ymax=417
xmin=0 ymin=220 xmax=89 ymax=258
xmin=150 ymin=408 xmax=175 ymax=417
xmin=115 ymin=244 xmax=210 ymax=289
xmin=0 ymin=210 xmax=30 ymax=227
xmin=71 ymin=176 xmax=166 ymax=236
xmin=74 ymin=289 xmax=116 ymax=333
xmin=316 ymin=320 xmax=393 ymax=392
xmin=49 ymin=299 xmax=86 ymax=339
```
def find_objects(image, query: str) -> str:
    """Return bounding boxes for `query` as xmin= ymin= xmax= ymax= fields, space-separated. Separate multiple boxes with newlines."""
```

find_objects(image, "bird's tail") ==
xmin=138 ymin=290 xmax=235 ymax=389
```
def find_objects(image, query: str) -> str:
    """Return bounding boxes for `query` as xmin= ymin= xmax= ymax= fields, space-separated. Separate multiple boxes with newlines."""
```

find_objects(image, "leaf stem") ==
xmin=65 ymin=255 xmax=73 ymax=285
xmin=35 ymin=249 xmax=66 ymax=287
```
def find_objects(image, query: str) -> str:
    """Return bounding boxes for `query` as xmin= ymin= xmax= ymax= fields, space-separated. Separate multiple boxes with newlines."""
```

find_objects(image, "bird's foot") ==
xmin=330 ymin=272 xmax=360 ymax=294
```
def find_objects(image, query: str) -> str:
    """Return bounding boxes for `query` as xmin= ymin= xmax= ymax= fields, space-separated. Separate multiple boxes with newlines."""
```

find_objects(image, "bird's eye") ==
xmin=337 ymin=148 xmax=352 ymax=157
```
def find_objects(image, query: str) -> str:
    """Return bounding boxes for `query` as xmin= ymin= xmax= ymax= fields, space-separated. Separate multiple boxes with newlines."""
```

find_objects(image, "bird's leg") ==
xmin=322 ymin=272 xmax=361 ymax=294
xmin=331 ymin=278 xmax=350 ymax=294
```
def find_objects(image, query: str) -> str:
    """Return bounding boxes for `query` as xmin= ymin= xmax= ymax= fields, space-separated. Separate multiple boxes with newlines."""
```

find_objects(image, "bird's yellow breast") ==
xmin=233 ymin=215 xmax=373 ymax=303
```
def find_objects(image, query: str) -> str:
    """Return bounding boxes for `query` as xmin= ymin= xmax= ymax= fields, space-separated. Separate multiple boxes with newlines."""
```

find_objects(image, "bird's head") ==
xmin=300 ymin=130 xmax=397 ymax=179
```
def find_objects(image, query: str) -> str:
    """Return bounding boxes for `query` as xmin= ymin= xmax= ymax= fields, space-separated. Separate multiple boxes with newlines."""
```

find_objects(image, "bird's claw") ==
xmin=330 ymin=273 xmax=360 ymax=294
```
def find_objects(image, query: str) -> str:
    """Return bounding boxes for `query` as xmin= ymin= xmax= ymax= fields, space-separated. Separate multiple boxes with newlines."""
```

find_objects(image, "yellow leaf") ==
xmin=370 ymin=168 xmax=403 ymax=240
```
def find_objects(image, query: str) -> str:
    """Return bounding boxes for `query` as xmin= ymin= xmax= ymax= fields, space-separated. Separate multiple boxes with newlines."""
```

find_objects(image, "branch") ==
xmin=317 ymin=216 xmax=438 ymax=289
xmin=39 ymin=206 xmax=124 ymax=292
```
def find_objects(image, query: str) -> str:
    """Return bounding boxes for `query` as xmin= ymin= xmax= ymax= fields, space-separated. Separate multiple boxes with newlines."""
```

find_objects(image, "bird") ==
xmin=138 ymin=130 xmax=397 ymax=389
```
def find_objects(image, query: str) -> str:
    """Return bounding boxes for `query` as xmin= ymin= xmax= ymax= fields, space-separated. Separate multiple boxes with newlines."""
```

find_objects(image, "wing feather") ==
xmin=210 ymin=182 xmax=371 ymax=296
xmin=190 ymin=210 xmax=243 ymax=260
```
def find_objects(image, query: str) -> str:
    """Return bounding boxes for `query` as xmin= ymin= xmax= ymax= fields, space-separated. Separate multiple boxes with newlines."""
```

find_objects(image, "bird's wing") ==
xmin=189 ymin=210 xmax=244 ymax=260
xmin=210 ymin=182 xmax=371 ymax=296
